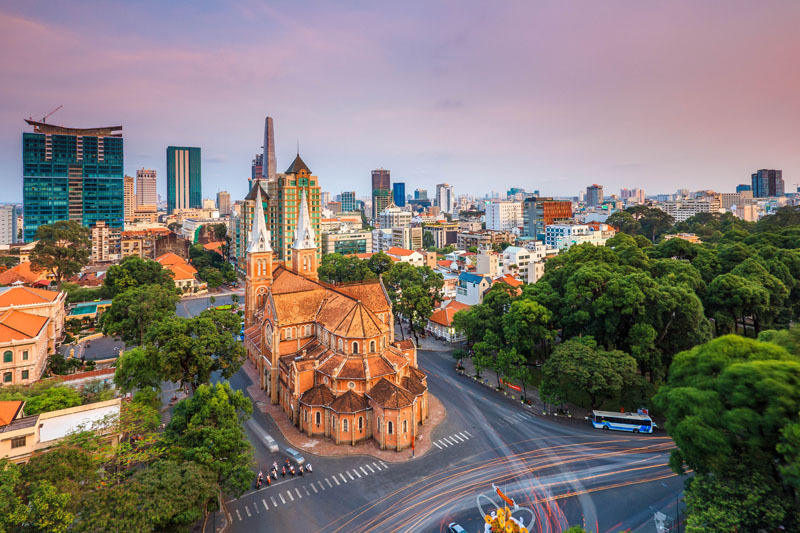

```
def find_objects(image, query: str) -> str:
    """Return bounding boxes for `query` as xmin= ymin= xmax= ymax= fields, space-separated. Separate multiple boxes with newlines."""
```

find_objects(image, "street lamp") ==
xmin=661 ymin=482 xmax=681 ymax=533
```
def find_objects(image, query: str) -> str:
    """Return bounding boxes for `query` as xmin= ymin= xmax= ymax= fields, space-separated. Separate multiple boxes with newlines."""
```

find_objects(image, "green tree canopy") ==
xmin=382 ymin=263 xmax=443 ymax=343
xmin=29 ymin=221 xmax=91 ymax=289
xmin=102 ymin=284 xmax=180 ymax=346
xmin=103 ymin=255 xmax=176 ymax=297
xmin=318 ymin=253 xmax=377 ymax=284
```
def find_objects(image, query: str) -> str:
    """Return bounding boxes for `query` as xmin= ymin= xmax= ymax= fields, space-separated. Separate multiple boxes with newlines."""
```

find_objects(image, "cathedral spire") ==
xmin=247 ymin=186 xmax=272 ymax=253
xmin=292 ymin=189 xmax=316 ymax=250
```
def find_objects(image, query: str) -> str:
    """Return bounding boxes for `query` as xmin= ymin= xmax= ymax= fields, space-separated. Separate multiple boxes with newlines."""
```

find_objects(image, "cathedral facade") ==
xmin=243 ymin=162 xmax=429 ymax=451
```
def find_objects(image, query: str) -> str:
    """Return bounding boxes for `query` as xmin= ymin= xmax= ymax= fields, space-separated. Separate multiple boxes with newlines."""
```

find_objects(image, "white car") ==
xmin=447 ymin=523 xmax=466 ymax=533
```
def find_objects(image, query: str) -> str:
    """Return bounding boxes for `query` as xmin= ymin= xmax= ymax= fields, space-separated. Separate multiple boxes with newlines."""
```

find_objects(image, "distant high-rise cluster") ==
xmin=341 ymin=191 xmax=357 ymax=212
xmin=22 ymin=119 xmax=124 ymax=242
xmin=371 ymin=168 xmax=391 ymax=223
xmin=166 ymin=146 xmax=201 ymax=214
xmin=136 ymin=169 xmax=157 ymax=207
xmin=436 ymin=183 xmax=455 ymax=214
xmin=751 ymin=169 xmax=784 ymax=198
xmin=217 ymin=191 xmax=231 ymax=216
xmin=393 ymin=182 xmax=406 ymax=207
xmin=586 ymin=184 xmax=604 ymax=207
xmin=620 ymin=188 xmax=645 ymax=204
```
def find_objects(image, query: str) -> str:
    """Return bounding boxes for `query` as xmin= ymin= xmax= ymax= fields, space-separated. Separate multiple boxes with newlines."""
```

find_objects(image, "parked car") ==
xmin=447 ymin=523 xmax=466 ymax=533
xmin=285 ymin=447 xmax=305 ymax=465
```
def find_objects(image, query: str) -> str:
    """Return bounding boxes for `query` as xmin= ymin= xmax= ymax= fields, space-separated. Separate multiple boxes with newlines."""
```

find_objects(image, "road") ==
xmin=216 ymin=344 xmax=683 ymax=533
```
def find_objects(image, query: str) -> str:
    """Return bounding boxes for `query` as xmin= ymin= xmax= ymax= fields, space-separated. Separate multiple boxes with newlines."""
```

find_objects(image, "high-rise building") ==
xmin=166 ymin=146 xmax=202 ymax=214
xmin=522 ymin=197 xmax=573 ymax=239
xmin=736 ymin=184 xmax=752 ymax=194
xmin=250 ymin=153 xmax=263 ymax=190
xmin=266 ymin=154 xmax=321 ymax=261
xmin=123 ymin=176 xmax=135 ymax=221
xmin=485 ymin=201 xmax=523 ymax=231
xmin=586 ymin=184 xmax=604 ymax=207
xmin=340 ymin=191 xmax=357 ymax=212
xmin=0 ymin=205 xmax=18 ymax=245
xmin=217 ymin=191 xmax=231 ymax=216
xmin=436 ymin=183 xmax=455 ymax=214
xmin=414 ymin=189 xmax=428 ymax=200
xmin=22 ymin=119 xmax=124 ymax=242
xmin=262 ymin=116 xmax=277 ymax=181
xmin=393 ymin=182 xmax=406 ymax=207
xmin=371 ymin=169 xmax=391 ymax=223
xmin=135 ymin=169 xmax=157 ymax=207
xmin=751 ymin=169 xmax=784 ymax=198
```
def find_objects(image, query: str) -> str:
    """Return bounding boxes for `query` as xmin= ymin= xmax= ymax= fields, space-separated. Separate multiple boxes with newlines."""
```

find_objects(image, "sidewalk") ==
xmin=241 ymin=361 xmax=447 ymax=463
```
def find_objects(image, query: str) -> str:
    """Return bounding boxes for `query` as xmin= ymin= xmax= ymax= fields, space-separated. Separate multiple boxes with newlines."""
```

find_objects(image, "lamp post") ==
xmin=661 ymin=482 xmax=681 ymax=533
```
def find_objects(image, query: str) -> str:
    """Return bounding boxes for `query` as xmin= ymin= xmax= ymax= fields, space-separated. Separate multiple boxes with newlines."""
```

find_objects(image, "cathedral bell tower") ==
xmin=291 ymin=189 xmax=318 ymax=281
xmin=245 ymin=184 xmax=273 ymax=327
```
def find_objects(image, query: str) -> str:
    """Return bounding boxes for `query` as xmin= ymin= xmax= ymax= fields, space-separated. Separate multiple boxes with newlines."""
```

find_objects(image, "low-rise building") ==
xmin=321 ymin=230 xmax=372 ymax=255
xmin=663 ymin=233 xmax=702 ymax=244
xmin=385 ymin=247 xmax=424 ymax=267
xmin=0 ymin=286 xmax=65 ymax=354
xmin=475 ymin=250 xmax=500 ymax=278
xmin=0 ymin=310 xmax=50 ymax=386
xmin=90 ymin=221 xmax=121 ymax=263
xmin=377 ymin=204 xmax=412 ymax=229
xmin=371 ymin=229 xmax=393 ymax=253
xmin=656 ymin=198 xmax=723 ymax=222
xmin=155 ymin=252 xmax=201 ymax=292
xmin=391 ymin=226 xmax=422 ymax=251
xmin=500 ymin=246 xmax=532 ymax=279
xmin=545 ymin=223 xmax=614 ymax=251
xmin=456 ymin=272 xmax=492 ymax=306
xmin=456 ymin=231 xmax=516 ymax=251
xmin=426 ymin=300 xmax=470 ymax=342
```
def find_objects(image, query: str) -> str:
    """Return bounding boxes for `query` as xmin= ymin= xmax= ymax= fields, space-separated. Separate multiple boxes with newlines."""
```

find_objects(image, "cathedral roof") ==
xmin=299 ymin=384 xmax=335 ymax=407
xmin=285 ymin=154 xmax=311 ymax=175
xmin=400 ymin=375 xmax=427 ymax=396
xmin=244 ymin=179 xmax=269 ymax=200
xmin=270 ymin=265 xmax=321 ymax=294
xmin=366 ymin=378 xmax=416 ymax=409
xmin=247 ymin=185 xmax=272 ymax=253
xmin=329 ymin=390 xmax=370 ymax=414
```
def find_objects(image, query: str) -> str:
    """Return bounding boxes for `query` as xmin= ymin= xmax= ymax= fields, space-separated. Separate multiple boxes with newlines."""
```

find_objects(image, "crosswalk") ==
xmin=494 ymin=410 xmax=537 ymax=427
xmin=431 ymin=430 xmax=472 ymax=450
xmin=228 ymin=460 xmax=390 ymax=521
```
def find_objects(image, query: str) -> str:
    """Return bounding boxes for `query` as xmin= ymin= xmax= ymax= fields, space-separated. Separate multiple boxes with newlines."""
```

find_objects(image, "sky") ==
xmin=2 ymin=0 xmax=800 ymax=203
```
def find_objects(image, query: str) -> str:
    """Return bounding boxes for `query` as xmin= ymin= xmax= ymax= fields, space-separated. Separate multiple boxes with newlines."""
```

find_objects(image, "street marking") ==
xmin=340 ymin=473 xmax=348 ymax=483
xmin=263 ymin=499 xmax=269 ymax=510
xmin=319 ymin=481 xmax=326 ymax=491
xmin=347 ymin=471 xmax=355 ymax=480
xmin=433 ymin=441 xmax=442 ymax=450
xmin=279 ymin=494 xmax=286 ymax=504
xmin=458 ymin=432 xmax=470 ymax=439
xmin=439 ymin=439 xmax=449 ymax=447
xmin=287 ymin=491 xmax=294 ymax=502
xmin=448 ymin=436 xmax=460 ymax=445
xmin=366 ymin=464 xmax=376 ymax=473
xmin=452 ymin=434 xmax=465 ymax=442
xmin=253 ymin=502 xmax=259 ymax=514
xmin=372 ymin=462 xmax=382 ymax=470
xmin=295 ymin=488 xmax=302 ymax=499
xmin=333 ymin=476 xmax=340 ymax=486
xmin=464 ymin=430 xmax=472 ymax=437
xmin=236 ymin=510 xmax=242 ymax=521
xmin=245 ymin=505 xmax=251 ymax=517
xmin=304 ymin=486 xmax=310 ymax=495
xmin=380 ymin=461 xmax=388 ymax=469
xmin=311 ymin=484 xmax=318 ymax=493
xmin=328 ymin=477 xmax=335 ymax=487
xmin=360 ymin=466 xmax=369 ymax=476
xmin=271 ymin=496 xmax=278 ymax=506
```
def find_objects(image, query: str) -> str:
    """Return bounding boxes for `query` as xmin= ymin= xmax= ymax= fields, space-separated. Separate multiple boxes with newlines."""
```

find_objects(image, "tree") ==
xmin=24 ymin=386 xmax=82 ymax=415
xmin=624 ymin=205 xmax=674 ymax=242
xmin=367 ymin=252 xmax=394 ymax=277
xmin=200 ymin=267 xmax=224 ymax=289
xmin=103 ymin=255 xmax=175 ymax=297
xmin=318 ymin=253 xmax=376 ymax=284
xmin=502 ymin=299 xmax=553 ymax=360
xmin=114 ymin=346 xmax=163 ymax=394
xmin=102 ymin=284 xmax=180 ymax=345
xmin=165 ymin=383 xmax=254 ymax=498
xmin=29 ymin=221 xmax=91 ymax=289
xmin=147 ymin=310 xmax=246 ymax=391
xmin=422 ymin=230 xmax=434 ymax=249
xmin=606 ymin=210 xmax=642 ymax=235
xmin=539 ymin=337 xmax=638 ymax=409
xmin=382 ymin=263 xmax=443 ymax=343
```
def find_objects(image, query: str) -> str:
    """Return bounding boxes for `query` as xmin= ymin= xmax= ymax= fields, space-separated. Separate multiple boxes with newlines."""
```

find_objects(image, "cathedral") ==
xmin=243 ymin=158 xmax=429 ymax=451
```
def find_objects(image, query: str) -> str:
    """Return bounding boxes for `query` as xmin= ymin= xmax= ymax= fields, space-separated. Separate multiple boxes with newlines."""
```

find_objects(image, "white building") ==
xmin=485 ymin=201 xmax=522 ymax=231
xmin=0 ymin=205 xmax=18 ymax=245
xmin=656 ymin=198 xmax=723 ymax=222
xmin=377 ymin=204 xmax=412 ymax=229
xmin=500 ymin=246 xmax=532 ymax=279
xmin=385 ymin=247 xmax=424 ymax=267
xmin=456 ymin=272 xmax=492 ymax=306
xmin=371 ymin=228 xmax=393 ymax=253
xmin=475 ymin=250 xmax=499 ymax=278
xmin=436 ymin=184 xmax=455 ymax=214
xmin=136 ymin=169 xmax=157 ymax=207
xmin=391 ymin=226 xmax=422 ymax=251
xmin=545 ymin=224 xmax=613 ymax=251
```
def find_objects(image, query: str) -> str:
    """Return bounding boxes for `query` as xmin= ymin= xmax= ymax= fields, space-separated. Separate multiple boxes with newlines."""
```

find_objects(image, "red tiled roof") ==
xmin=0 ymin=286 xmax=60 ymax=307
xmin=366 ymin=378 xmax=416 ymax=409
xmin=299 ymin=384 xmax=335 ymax=407
xmin=0 ymin=401 xmax=24 ymax=426
xmin=329 ymin=390 xmax=370 ymax=413
xmin=0 ymin=262 xmax=49 ymax=286
xmin=386 ymin=247 xmax=415 ymax=257
xmin=0 ymin=309 xmax=48 ymax=343
xmin=155 ymin=252 xmax=185 ymax=266
xmin=493 ymin=274 xmax=523 ymax=288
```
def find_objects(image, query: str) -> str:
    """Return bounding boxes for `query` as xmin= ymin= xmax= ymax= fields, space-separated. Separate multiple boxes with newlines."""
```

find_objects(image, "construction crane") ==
xmin=39 ymin=105 xmax=63 ymax=123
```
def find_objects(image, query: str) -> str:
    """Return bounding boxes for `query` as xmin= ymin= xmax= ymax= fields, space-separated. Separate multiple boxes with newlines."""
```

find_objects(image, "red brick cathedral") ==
xmin=243 ymin=181 xmax=429 ymax=451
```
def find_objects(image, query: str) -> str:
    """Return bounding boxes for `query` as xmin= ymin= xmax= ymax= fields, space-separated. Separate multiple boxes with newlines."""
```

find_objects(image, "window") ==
xmin=323 ymin=376 xmax=329 ymax=385
xmin=338 ymin=339 xmax=343 ymax=351
xmin=387 ymin=421 xmax=394 ymax=435
xmin=303 ymin=410 xmax=307 ymax=422
xmin=369 ymin=340 xmax=376 ymax=352
xmin=343 ymin=419 xmax=348 ymax=432
xmin=315 ymin=412 xmax=321 ymax=426
xmin=2 ymin=351 xmax=11 ymax=363
xmin=2 ymin=372 xmax=11 ymax=383
xmin=22 ymin=351 xmax=28 ymax=361
xmin=403 ymin=420 xmax=408 ymax=433
xmin=377 ymin=417 xmax=381 ymax=434
xmin=21 ymin=370 xmax=28 ymax=380
xmin=358 ymin=416 xmax=364 ymax=431
xmin=11 ymin=437 xmax=25 ymax=449
xmin=352 ymin=342 xmax=359 ymax=354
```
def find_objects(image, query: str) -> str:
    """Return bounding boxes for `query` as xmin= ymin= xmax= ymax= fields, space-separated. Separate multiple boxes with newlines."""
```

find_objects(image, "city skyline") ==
xmin=2 ymin=2 xmax=800 ymax=203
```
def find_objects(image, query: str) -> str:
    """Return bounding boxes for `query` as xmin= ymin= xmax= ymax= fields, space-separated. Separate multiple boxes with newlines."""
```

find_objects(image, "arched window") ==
xmin=369 ymin=340 xmax=375 ymax=352
xmin=387 ymin=421 xmax=394 ymax=435
xmin=377 ymin=417 xmax=381 ymax=434
xmin=2 ymin=351 xmax=11 ymax=363
xmin=303 ymin=256 xmax=308 ymax=270
xmin=303 ymin=409 xmax=307 ymax=422
xmin=358 ymin=416 xmax=364 ymax=431
xmin=343 ymin=419 xmax=348 ymax=432
xmin=315 ymin=411 xmax=321 ymax=426
xmin=338 ymin=338 xmax=343 ymax=351
xmin=352 ymin=342 xmax=359 ymax=354
xmin=403 ymin=420 xmax=408 ymax=434
xmin=381 ymin=336 xmax=386 ymax=348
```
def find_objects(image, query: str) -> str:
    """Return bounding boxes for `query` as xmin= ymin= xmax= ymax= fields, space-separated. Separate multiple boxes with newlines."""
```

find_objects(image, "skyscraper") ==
xmin=22 ymin=119 xmax=123 ymax=242
xmin=522 ymin=197 xmax=573 ymax=239
xmin=371 ymin=169 xmax=391 ymax=223
xmin=393 ymin=182 xmax=406 ymax=207
xmin=751 ymin=169 xmax=784 ymax=198
xmin=414 ymin=189 xmax=428 ymax=200
xmin=123 ymin=175 xmax=135 ymax=221
xmin=217 ymin=191 xmax=231 ymax=216
xmin=736 ymin=184 xmax=752 ymax=194
xmin=266 ymin=154 xmax=321 ymax=261
xmin=136 ymin=169 xmax=157 ymax=207
xmin=262 ymin=116 xmax=277 ymax=181
xmin=341 ymin=191 xmax=356 ymax=212
xmin=250 ymin=153 xmax=263 ymax=190
xmin=436 ymin=183 xmax=455 ymax=214
xmin=586 ymin=184 xmax=604 ymax=206
xmin=166 ymin=146 xmax=202 ymax=214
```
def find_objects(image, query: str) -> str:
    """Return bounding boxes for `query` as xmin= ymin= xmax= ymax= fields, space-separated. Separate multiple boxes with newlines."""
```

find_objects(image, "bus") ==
xmin=588 ymin=410 xmax=655 ymax=434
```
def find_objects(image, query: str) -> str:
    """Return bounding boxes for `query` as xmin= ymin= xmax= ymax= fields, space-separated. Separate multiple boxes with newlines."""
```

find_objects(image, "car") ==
xmin=285 ymin=447 xmax=305 ymax=465
xmin=447 ymin=523 xmax=466 ymax=533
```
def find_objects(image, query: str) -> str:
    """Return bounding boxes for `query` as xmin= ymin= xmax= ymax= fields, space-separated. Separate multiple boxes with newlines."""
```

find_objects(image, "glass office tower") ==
xmin=166 ymin=146 xmax=202 ymax=214
xmin=22 ymin=120 xmax=123 ymax=242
